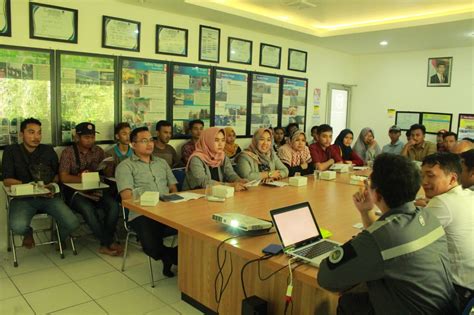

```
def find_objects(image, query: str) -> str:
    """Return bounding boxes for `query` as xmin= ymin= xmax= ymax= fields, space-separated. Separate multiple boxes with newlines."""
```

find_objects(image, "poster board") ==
xmin=250 ymin=73 xmax=279 ymax=134
xmin=281 ymin=77 xmax=307 ymax=131
xmin=457 ymin=113 xmax=474 ymax=140
xmin=421 ymin=112 xmax=452 ymax=134
xmin=395 ymin=111 xmax=421 ymax=130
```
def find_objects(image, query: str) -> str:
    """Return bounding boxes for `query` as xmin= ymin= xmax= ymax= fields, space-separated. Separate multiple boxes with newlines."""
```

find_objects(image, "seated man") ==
xmin=116 ymin=127 xmax=178 ymax=277
xmin=443 ymin=132 xmax=458 ymax=153
xmin=2 ymin=118 xmax=79 ymax=248
xmin=59 ymin=122 xmax=121 ymax=256
xmin=309 ymin=124 xmax=341 ymax=171
xmin=103 ymin=122 xmax=132 ymax=177
xmin=401 ymin=124 xmax=437 ymax=161
xmin=181 ymin=119 xmax=204 ymax=165
xmin=318 ymin=153 xmax=458 ymax=314
xmin=460 ymin=149 xmax=474 ymax=190
xmin=382 ymin=125 xmax=404 ymax=155
xmin=422 ymin=153 xmax=474 ymax=309
xmin=153 ymin=120 xmax=179 ymax=168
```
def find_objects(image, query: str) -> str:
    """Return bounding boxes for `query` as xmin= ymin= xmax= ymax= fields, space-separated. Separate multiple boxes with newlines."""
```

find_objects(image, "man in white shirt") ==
xmin=460 ymin=149 xmax=474 ymax=190
xmin=421 ymin=152 xmax=474 ymax=309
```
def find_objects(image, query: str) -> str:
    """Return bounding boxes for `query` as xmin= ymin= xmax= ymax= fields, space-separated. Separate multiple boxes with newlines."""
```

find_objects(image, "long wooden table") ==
xmin=123 ymin=174 xmax=367 ymax=314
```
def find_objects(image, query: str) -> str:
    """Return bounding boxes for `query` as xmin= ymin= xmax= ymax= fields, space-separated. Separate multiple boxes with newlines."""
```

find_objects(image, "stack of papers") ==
xmin=244 ymin=179 xmax=261 ymax=187
xmin=263 ymin=181 xmax=289 ymax=187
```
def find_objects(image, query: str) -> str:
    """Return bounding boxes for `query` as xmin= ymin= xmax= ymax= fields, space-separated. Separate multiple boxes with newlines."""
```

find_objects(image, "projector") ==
xmin=212 ymin=213 xmax=272 ymax=232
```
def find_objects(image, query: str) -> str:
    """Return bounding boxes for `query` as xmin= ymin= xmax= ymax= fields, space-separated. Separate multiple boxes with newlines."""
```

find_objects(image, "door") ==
xmin=327 ymin=83 xmax=351 ymax=138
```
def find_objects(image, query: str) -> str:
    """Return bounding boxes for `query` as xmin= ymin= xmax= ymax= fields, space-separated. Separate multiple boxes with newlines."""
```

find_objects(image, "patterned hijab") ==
xmin=223 ymin=127 xmax=239 ymax=157
xmin=334 ymin=129 xmax=354 ymax=160
xmin=243 ymin=128 xmax=274 ymax=165
xmin=186 ymin=127 xmax=226 ymax=169
xmin=278 ymin=130 xmax=312 ymax=167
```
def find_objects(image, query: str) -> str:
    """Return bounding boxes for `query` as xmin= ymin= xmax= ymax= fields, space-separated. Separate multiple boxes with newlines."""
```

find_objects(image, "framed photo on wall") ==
xmin=156 ymin=25 xmax=188 ymax=56
xmin=288 ymin=48 xmax=307 ymax=72
xmin=227 ymin=37 xmax=252 ymax=65
xmin=102 ymin=16 xmax=140 ymax=52
xmin=199 ymin=25 xmax=220 ymax=63
xmin=259 ymin=43 xmax=281 ymax=69
xmin=29 ymin=2 xmax=78 ymax=43
xmin=0 ymin=0 xmax=12 ymax=37
xmin=427 ymin=57 xmax=452 ymax=87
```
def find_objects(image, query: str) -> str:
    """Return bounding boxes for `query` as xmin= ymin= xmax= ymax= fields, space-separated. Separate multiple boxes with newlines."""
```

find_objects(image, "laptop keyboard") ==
xmin=294 ymin=241 xmax=337 ymax=259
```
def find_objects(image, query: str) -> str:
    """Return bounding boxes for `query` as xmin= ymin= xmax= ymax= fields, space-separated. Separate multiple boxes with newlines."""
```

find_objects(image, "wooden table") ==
xmin=123 ymin=174 xmax=366 ymax=315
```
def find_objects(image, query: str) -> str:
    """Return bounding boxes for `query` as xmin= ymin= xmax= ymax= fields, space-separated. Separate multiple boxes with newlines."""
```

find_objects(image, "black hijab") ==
xmin=334 ymin=129 xmax=354 ymax=160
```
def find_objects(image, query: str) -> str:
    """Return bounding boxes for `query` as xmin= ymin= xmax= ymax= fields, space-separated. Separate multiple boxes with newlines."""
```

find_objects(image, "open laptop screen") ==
xmin=272 ymin=204 xmax=320 ymax=248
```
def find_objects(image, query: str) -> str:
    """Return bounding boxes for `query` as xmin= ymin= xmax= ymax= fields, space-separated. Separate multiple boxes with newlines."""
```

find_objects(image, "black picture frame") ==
xmin=421 ymin=112 xmax=453 ymax=134
xmin=199 ymin=25 xmax=220 ymax=63
xmin=259 ymin=43 xmax=281 ymax=69
xmin=156 ymin=25 xmax=188 ymax=57
xmin=288 ymin=48 xmax=307 ymax=72
xmin=102 ymin=16 xmax=141 ymax=52
xmin=427 ymin=57 xmax=453 ymax=87
xmin=395 ymin=111 xmax=422 ymax=131
xmin=227 ymin=37 xmax=252 ymax=65
xmin=457 ymin=113 xmax=474 ymax=140
xmin=0 ymin=0 xmax=11 ymax=37
xmin=29 ymin=2 xmax=78 ymax=43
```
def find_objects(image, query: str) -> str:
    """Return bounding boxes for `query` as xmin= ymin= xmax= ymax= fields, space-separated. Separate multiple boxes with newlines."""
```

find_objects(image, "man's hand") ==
xmin=233 ymin=182 xmax=247 ymax=192
xmin=352 ymin=181 xmax=374 ymax=213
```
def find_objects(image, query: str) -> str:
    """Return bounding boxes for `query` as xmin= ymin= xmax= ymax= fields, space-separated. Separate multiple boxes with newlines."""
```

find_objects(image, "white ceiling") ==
xmin=119 ymin=0 xmax=474 ymax=55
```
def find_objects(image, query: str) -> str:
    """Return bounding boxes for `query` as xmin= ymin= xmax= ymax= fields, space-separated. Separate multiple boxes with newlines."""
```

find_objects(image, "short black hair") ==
xmin=422 ymin=152 xmax=461 ymax=183
xmin=20 ymin=118 xmax=41 ymax=132
xmin=188 ymin=119 xmax=204 ymax=130
xmin=114 ymin=122 xmax=130 ymax=135
xmin=286 ymin=123 xmax=299 ymax=135
xmin=461 ymin=149 xmax=474 ymax=172
xmin=370 ymin=154 xmax=421 ymax=208
xmin=406 ymin=130 xmax=411 ymax=137
xmin=130 ymin=126 xmax=149 ymax=142
xmin=317 ymin=124 xmax=333 ymax=135
xmin=311 ymin=125 xmax=319 ymax=133
xmin=156 ymin=120 xmax=172 ymax=131
xmin=436 ymin=61 xmax=446 ymax=67
xmin=410 ymin=124 xmax=426 ymax=135
xmin=273 ymin=126 xmax=285 ymax=133
xmin=442 ymin=131 xmax=457 ymax=141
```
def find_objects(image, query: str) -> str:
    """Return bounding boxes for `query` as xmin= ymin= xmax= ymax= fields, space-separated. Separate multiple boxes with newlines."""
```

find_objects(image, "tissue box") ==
xmin=331 ymin=164 xmax=350 ymax=173
xmin=140 ymin=191 xmax=160 ymax=206
xmin=212 ymin=185 xmax=234 ymax=198
xmin=11 ymin=184 xmax=34 ymax=195
xmin=82 ymin=172 xmax=100 ymax=189
xmin=320 ymin=171 xmax=336 ymax=180
xmin=289 ymin=176 xmax=307 ymax=186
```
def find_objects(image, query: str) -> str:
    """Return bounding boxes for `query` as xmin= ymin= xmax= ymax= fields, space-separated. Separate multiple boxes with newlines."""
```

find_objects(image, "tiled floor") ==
xmin=0 ymin=235 xmax=204 ymax=315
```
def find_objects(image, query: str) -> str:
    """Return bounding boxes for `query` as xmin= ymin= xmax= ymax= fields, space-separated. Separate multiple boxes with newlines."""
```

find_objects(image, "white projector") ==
xmin=212 ymin=213 xmax=272 ymax=232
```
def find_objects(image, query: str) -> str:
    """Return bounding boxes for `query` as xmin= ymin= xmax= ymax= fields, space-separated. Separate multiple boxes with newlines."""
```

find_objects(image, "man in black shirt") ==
xmin=2 ymin=118 xmax=79 ymax=248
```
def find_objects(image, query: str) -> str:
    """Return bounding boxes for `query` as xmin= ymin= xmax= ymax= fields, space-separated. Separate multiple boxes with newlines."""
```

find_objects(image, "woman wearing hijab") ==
xmin=277 ymin=130 xmax=314 ymax=176
xmin=329 ymin=129 xmax=364 ymax=166
xmin=183 ymin=127 xmax=247 ymax=191
xmin=236 ymin=128 xmax=289 ymax=181
xmin=223 ymin=127 xmax=241 ymax=159
xmin=353 ymin=127 xmax=382 ymax=165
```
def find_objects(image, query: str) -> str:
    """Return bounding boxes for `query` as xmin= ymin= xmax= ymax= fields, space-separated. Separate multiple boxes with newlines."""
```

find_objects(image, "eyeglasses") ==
xmin=134 ymin=137 xmax=154 ymax=145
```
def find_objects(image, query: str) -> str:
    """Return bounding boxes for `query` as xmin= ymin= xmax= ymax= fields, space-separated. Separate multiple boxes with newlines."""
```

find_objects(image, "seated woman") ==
xmin=277 ymin=130 xmax=314 ymax=176
xmin=183 ymin=127 xmax=247 ymax=191
xmin=329 ymin=129 xmax=364 ymax=166
xmin=273 ymin=126 xmax=286 ymax=152
xmin=223 ymin=127 xmax=241 ymax=160
xmin=353 ymin=127 xmax=382 ymax=165
xmin=236 ymin=128 xmax=289 ymax=181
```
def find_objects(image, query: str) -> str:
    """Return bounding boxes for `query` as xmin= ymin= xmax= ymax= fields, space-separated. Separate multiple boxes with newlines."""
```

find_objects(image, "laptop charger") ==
xmin=242 ymin=295 xmax=267 ymax=315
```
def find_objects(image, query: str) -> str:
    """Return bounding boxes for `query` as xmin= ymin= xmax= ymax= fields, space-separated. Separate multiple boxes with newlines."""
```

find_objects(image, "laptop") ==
xmin=270 ymin=202 xmax=341 ymax=267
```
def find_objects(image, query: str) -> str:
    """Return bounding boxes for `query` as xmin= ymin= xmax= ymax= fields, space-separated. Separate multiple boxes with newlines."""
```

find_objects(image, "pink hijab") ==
xmin=186 ymin=127 xmax=226 ymax=169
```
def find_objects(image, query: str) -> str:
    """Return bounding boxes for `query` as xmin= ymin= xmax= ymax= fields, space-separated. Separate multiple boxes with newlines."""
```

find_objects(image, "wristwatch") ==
xmin=268 ymin=171 xmax=273 ymax=178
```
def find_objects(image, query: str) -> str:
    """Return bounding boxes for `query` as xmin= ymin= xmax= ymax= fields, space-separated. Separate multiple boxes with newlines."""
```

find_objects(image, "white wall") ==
xmin=351 ymin=46 xmax=474 ymax=144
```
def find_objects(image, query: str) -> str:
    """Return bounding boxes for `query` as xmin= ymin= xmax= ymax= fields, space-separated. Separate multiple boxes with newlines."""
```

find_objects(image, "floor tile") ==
xmin=51 ymin=301 xmax=106 ymax=315
xmin=0 ymin=266 xmax=8 ymax=278
xmin=0 ymin=296 xmax=35 ymax=315
xmin=10 ymin=266 xmax=71 ymax=294
xmin=145 ymin=277 xmax=181 ymax=304
xmin=170 ymin=301 xmax=204 ymax=315
xmin=100 ymin=245 xmax=148 ymax=270
xmin=145 ymin=305 xmax=180 ymax=315
xmin=96 ymin=287 xmax=166 ymax=314
xmin=0 ymin=277 xmax=20 ymax=301
xmin=59 ymin=257 xmax=114 ymax=281
xmin=24 ymin=282 xmax=91 ymax=314
xmin=122 ymin=260 xmax=167 ymax=285
xmin=43 ymin=245 xmax=98 ymax=266
xmin=2 ymin=249 xmax=55 ymax=276
xmin=76 ymin=270 xmax=138 ymax=299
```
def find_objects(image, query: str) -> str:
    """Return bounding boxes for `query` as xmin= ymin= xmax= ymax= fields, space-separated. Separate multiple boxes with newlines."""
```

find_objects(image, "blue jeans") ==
xmin=9 ymin=196 xmax=80 ymax=241
xmin=70 ymin=192 xmax=119 ymax=247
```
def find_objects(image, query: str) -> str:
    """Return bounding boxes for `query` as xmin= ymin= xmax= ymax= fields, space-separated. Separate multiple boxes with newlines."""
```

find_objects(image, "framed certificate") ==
xmin=199 ymin=25 xmax=220 ymax=63
xmin=29 ymin=2 xmax=78 ymax=43
xmin=102 ymin=16 xmax=140 ymax=52
xmin=156 ymin=25 xmax=188 ymax=57
xmin=227 ymin=37 xmax=252 ymax=65
xmin=0 ymin=0 xmax=11 ymax=37
xmin=259 ymin=43 xmax=281 ymax=69
xmin=288 ymin=48 xmax=307 ymax=72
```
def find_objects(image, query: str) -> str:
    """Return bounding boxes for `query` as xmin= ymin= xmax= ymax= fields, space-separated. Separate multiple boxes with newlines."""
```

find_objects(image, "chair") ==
xmin=172 ymin=167 xmax=186 ymax=192
xmin=120 ymin=205 xmax=156 ymax=287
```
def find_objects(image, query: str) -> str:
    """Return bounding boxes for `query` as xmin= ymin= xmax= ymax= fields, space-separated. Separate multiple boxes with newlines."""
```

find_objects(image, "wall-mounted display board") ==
xmin=29 ymin=2 xmax=78 ymax=43
xmin=214 ymin=69 xmax=249 ymax=136
xmin=250 ymin=73 xmax=280 ymax=134
xmin=0 ymin=46 xmax=53 ymax=146
xmin=395 ymin=111 xmax=421 ymax=130
xmin=0 ymin=0 xmax=11 ymax=37
xmin=120 ymin=58 xmax=168 ymax=131
xmin=457 ymin=113 xmax=474 ymax=140
xmin=281 ymin=77 xmax=307 ymax=130
xmin=58 ymin=52 xmax=116 ymax=143
xmin=421 ymin=112 xmax=452 ymax=134
xmin=171 ymin=64 xmax=211 ymax=137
